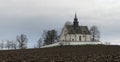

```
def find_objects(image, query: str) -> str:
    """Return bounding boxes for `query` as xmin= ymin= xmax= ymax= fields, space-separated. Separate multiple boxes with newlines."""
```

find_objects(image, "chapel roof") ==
xmin=66 ymin=25 xmax=91 ymax=34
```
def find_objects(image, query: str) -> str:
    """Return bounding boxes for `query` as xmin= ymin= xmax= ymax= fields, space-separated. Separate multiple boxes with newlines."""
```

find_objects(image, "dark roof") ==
xmin=66 ymin=25 xmax=91 ymax=34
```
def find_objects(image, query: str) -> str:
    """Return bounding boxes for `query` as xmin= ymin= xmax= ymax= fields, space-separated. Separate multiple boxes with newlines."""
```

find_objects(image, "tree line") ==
xmin=0 ymin=34 xmax=28 ymax=50
xmin=0 ymin=22 xmax=100 ymax=50
xmin=0 ymin=29 xmax=58 ymax=50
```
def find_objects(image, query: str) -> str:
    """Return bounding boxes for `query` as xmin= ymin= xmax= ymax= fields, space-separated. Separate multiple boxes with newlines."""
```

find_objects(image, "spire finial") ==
xmin=75 ymin=12 xmax=77 ymax=18
xmin=74 ymin=12 xmax=78 ymax=20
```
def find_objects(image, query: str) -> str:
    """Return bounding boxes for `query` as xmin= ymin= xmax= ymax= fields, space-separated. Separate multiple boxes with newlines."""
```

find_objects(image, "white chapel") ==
xmin=59 ymin=14 xmax=91 ymax=42
xmin=41 ymin=13 xmax=102 ymax=48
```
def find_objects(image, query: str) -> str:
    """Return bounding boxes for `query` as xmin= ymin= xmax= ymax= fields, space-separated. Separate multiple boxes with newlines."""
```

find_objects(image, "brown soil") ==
xmin=0 ymin=45 xmax=120 ymax=62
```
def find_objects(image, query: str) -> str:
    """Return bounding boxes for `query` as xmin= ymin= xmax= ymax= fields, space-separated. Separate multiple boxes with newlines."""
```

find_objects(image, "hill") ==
xmin=0 ymin=45 xmax=120 ymax=62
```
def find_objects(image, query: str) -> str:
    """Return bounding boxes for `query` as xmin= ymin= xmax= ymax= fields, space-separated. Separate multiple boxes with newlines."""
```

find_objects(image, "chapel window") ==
xmin=79 ymin=36 xmax=81 ymax=41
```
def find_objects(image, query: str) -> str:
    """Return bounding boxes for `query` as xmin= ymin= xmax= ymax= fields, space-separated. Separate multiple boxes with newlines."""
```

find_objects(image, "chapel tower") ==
xmin=73 ymin=13 xmax=79 ymax=27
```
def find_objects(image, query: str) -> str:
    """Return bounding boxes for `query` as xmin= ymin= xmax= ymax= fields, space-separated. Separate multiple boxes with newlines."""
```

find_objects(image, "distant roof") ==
xmin=66 ymin=25 xmax=91 ymax=34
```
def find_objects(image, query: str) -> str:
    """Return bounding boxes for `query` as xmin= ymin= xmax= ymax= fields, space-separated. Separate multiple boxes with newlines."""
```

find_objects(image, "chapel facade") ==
xmin=59 ymin=14 xmax=91 ymax=42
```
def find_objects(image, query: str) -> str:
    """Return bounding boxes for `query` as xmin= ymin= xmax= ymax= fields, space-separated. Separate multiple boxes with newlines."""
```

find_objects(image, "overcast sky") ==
xmin=0 ymin=0 xmax=120 ymax=48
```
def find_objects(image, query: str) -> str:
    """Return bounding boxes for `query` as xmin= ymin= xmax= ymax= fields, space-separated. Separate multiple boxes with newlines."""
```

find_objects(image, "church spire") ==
xmin=75 ymin=13 xmax=77 ymax=19
xmin=73 ymin=13 xmax=79 ymax=27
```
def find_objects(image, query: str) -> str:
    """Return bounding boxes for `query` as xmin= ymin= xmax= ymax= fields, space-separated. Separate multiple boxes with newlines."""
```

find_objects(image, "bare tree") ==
xmin=13 ymin=41 xmax=17 ymax=49
xmin=16 ymin=34 xmax=28 ymax=49
xmin=37 ymin=38 xmax=43 ymax=48
xmin=0 ymin=40 xmax=4 ymax=50
xmin=6 ymin=40 xmax=17 ymax=50
xmin=65 ymin=21 xmax=72 ymax=26
xmin=6 ymin=40 xmax=11 ymax=50
xmin=43 ymin=30 xmax=58 ymax=45
xmin=11 ymin=40 xmax=17 ymax=49
xmin=90 ymin=25 xmax=100 ymax=41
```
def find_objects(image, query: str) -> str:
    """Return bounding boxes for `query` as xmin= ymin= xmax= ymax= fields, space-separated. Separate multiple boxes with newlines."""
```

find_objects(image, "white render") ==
xmin=41 ymin=42 xmax=103 ymax=48
xmin=59 ymin=25 xmax=91 ymax=42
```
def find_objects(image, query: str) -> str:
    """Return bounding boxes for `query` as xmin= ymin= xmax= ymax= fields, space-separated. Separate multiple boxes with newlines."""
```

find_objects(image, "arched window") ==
xmin=79 ymin=36 xmax=81 ymax=41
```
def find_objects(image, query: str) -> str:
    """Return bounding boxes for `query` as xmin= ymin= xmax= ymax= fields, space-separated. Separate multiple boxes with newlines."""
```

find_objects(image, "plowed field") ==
xmin=0 ymin=45 xmax=120 ymax=62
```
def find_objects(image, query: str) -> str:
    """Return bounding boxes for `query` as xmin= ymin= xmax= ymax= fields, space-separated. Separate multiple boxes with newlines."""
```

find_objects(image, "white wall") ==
xmin=60 ymin=34 xmax=91 ymax=42
xmin=59 ymin=26 xmax=91 ymax=42
xmin=41 ymin=41 xmax=103 ymax=48
xmin=59 ymin=26 xmax=68 ymax=41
